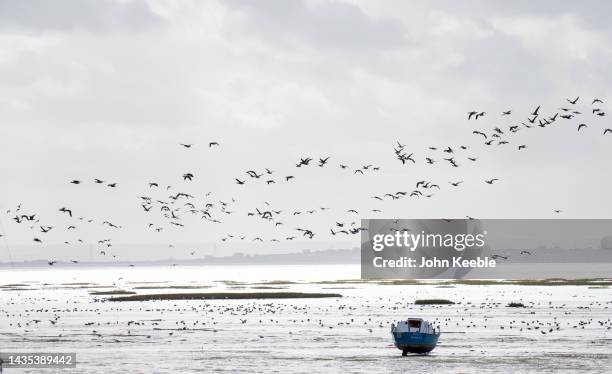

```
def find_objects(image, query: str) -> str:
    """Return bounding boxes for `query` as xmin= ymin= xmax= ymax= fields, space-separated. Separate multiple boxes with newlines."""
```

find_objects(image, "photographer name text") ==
xmin=373 ymin=256 xmax=497 ymax=268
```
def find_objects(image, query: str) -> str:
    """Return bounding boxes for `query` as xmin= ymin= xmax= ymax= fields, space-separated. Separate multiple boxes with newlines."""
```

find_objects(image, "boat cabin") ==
xmin=392 ymin=318 xmax=436 ymax=334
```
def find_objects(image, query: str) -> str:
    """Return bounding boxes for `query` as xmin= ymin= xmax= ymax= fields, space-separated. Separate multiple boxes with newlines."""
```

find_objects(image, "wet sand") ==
xmin=1 ymin=266 xmax=611 ymax=373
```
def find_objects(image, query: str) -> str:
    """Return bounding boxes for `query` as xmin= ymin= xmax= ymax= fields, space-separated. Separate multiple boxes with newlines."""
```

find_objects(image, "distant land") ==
xmin=0 ymin=248 xmax=361 ymax=268
xmin=1 ymin=246 xmax=612 ymax=268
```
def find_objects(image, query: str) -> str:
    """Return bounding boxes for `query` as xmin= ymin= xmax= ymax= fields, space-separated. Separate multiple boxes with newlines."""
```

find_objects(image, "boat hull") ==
xmin=392 ymin=331 xmax=439 ymax=354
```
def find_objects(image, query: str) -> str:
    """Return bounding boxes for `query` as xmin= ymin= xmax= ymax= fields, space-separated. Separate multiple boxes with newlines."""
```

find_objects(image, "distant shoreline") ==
xmin=0 ymin=248 xmax=361 ymax=268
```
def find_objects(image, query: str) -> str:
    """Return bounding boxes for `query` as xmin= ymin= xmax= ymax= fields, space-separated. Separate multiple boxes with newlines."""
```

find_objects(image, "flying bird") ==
xmin=296 ymin=157 xmax=312 ymax=167
xmin=59 ymin=207 xmax=72 ymax=217
xmin=246 ymin=170 xmax=263 ymax=179
xmin=472 ymin=131 xmax=487 ymax=139
xmin=491 ymin=255 xmax=508 ymax=260
xmin=468 ymin=111 xmax=485 ymax=120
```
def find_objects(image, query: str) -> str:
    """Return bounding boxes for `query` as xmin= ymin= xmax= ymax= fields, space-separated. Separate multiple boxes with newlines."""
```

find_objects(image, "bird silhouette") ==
xmin=468 ymin=111 xmax=485 ymax=120
xmin=246 ymin=170 xmax=263 ymax=178
xmin=567 ymin=96 xmax=579 ymax=104
xmin=59 ymin=207 xmax=72 ymax=217
xmin=491 ymin=255 xmax=508 ymax=260
xmin=473 ymin=131 xmax=487 ymax=139
xmin=296 ymin=157 xmax=312 ymax=167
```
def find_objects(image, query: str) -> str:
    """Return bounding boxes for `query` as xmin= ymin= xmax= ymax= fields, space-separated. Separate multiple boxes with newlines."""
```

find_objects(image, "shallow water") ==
xmin=1 ymin=265 xmax=611 ymax=373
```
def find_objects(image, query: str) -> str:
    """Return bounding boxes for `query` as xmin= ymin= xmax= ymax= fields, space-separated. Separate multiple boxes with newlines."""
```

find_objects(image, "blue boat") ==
xmin=391 ymin=318 xmax=440 ymax=355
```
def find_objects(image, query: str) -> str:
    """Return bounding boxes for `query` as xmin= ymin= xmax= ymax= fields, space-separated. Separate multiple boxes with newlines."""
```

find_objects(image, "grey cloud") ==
xmin=1 ymin=1 xmax=612 ymax=261
xmin=0 ymin=0 xmax=163 ymax=33
xmin=227 ymin=0 xmax=405 ymax=50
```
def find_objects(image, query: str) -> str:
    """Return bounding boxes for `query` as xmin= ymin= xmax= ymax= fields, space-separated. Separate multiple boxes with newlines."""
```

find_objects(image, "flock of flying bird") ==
xmin=470 ymin=97 xmax=611 ymax=148
xmin=1 ymin=97 xmax=609 ymax=265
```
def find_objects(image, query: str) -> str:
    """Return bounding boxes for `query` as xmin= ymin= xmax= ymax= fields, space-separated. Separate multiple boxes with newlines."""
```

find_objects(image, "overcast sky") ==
xmin=1 ymin=0 xmax=611 ymax=262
